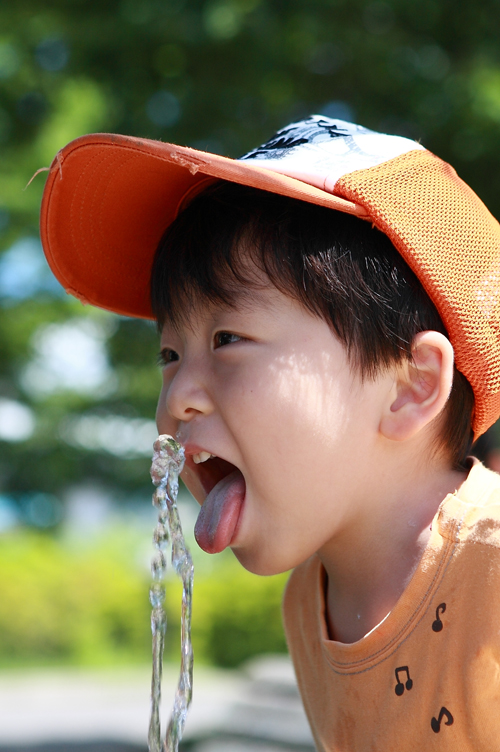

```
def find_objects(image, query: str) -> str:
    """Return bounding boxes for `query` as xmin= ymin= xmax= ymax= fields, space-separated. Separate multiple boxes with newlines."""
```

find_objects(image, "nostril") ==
xmin=165 ymin=381 xmax=213 ymax=421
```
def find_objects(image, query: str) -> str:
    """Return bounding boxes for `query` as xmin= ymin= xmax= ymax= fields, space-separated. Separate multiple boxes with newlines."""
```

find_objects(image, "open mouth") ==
xmin=184 ymin=451 xmax=246 ymax=554
xmin=186 ymin=453 xmax=238 ymax=498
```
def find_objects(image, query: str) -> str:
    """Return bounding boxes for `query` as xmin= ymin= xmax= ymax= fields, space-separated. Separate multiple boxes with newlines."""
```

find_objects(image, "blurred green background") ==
xmin=0 ymin=0 xmax=500 ymax=669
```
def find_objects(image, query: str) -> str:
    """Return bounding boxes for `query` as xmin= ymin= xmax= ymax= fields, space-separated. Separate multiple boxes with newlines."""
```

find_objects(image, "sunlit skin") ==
xmin=156 ymin=272 xmax=467 ymax=644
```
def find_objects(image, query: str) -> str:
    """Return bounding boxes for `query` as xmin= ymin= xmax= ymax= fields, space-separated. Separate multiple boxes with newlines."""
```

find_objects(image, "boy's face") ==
xmin=156 ymin=266 xmax=395 ymax=576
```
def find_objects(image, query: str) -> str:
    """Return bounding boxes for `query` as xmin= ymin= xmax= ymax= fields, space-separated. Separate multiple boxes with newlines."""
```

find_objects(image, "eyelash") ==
xmin=157 ymin=348 xmax=179 ymax=367
xmin=213 ymin=331 xmax=241 ymax=348
xmin=157 ymin=331 xmax=242 ymax=366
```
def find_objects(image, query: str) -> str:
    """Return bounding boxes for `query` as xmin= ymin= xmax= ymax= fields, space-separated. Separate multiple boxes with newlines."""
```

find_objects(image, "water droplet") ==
xmin=153 ymin=487 xmax=167 ymax=509
xmin=150 ymin=583 xmax=166 ymax=608
xmin=153 ymin=523 xmax=169 ymax=550
xmin=151 ymin=605 xmax=167 ymax=635
xmin=151 ymin=551 xmax=167 ymax=580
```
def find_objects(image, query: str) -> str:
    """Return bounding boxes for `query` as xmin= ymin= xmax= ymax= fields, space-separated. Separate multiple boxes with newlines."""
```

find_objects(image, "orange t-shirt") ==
xmin=283 ymin=462 xmax=500 ymax=751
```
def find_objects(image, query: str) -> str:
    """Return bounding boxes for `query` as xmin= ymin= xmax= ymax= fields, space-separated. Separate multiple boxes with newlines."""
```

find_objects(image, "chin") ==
xmin=231 ymin=548 xmax=294 ymax=577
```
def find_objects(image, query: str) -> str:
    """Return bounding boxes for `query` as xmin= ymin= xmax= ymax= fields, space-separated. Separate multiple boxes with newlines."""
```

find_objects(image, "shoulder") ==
xmin=459 ymin=460 xmax=500 ymax=506
xmin=451 ymin=462 xmax=500 ymax=549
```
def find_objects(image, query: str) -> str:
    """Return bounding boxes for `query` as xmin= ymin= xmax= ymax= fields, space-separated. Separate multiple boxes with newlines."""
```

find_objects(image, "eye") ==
xmin=213 ymin=331 xmax=242 ymax=349
xmin=157 ymin=347 xmax=179 ymax=366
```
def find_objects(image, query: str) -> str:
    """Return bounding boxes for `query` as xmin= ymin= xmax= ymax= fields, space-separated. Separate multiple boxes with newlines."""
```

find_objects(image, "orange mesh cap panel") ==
xmin=335 ymin=149 xmax=500 ymax=437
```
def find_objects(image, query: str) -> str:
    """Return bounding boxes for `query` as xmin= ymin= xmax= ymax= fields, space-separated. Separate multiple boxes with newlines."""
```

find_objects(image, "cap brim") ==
xmin=40 ymin=133 xmax=368 ymax=319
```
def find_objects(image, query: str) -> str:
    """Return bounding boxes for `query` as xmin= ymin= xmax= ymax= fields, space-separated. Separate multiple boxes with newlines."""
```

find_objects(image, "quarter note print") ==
xmin=432 ymin=603 xmax=446 ymax=632
xmin=394 ymin=666 xmax=413 ymax=696
xmin=431 ymin=706 xmax=454 ymax=733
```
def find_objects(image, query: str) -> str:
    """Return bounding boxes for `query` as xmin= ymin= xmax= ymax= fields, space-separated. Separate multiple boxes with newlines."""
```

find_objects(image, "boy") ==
xmin=41 ymin=116 xmax=500 ymax=750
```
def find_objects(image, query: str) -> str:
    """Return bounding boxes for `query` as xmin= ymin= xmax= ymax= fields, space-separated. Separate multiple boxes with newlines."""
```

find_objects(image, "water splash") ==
xmin=148 ymin=434 xmax=194 ymax=752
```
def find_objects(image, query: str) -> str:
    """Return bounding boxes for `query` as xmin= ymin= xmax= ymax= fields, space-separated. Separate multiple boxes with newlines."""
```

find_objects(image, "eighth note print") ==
xmin=394 ymin=666 xmax=413 ymax=696
xmin=432 ymin=603 xmax=446 ymax=632
xmin=431 ymin=706 xmax=454 ymax=733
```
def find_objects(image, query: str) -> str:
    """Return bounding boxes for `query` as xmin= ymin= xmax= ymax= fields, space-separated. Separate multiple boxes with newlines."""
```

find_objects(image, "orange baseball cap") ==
xmin=40 ymin=116 xmax=500 ymax=436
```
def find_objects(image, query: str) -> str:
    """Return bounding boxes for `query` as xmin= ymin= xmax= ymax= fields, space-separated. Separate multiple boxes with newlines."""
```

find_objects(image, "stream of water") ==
xmin=148 ymin=435 xmax=194 ymax=752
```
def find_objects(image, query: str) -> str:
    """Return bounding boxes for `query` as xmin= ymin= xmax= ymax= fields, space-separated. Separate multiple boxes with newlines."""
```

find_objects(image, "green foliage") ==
xmin=0 ymin=530 xmax=151 ymax=666
xmin=2 ymin=0 xmax=500 ymax=233
xmin=0 ymin=529 xmax=288 ymax=669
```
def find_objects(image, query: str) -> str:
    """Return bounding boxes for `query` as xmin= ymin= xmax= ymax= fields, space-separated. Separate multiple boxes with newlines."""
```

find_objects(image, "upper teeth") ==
xmin=193 ymin=451 xmax=215 ymax=464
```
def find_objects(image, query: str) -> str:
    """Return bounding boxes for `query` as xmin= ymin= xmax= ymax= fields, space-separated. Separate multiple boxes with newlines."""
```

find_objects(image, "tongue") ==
xmin=194 ymin=469 xmax=245 ymax=554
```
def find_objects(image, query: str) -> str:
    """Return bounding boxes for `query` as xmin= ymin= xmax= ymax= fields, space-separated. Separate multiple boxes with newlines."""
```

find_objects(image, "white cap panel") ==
xmin=239 ymin=116 xmax=425 ymax=194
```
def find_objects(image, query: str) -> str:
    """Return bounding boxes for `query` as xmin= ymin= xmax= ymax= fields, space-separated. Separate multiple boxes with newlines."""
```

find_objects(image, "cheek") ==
xmin=155 ymin=389 xmax=204 ymax=506
xmin=180 ymin=465 xmax=205 ymax=506
xmin=155 ymin=384 xmax=176 ymax=435
xmin=236 ymin=369 xmax=355 ymax=497
xmin=240 ymin=363 xmax=345 ymax=441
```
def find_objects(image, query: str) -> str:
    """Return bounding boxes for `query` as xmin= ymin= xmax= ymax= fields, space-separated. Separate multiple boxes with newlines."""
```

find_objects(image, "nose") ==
xmin=156 ymin=357 xmax=214 ymax=432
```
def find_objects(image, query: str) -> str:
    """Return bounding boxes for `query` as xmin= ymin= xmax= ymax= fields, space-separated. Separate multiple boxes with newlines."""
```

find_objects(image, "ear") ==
xmin=380 ymin=331 xmax=455 ymax=442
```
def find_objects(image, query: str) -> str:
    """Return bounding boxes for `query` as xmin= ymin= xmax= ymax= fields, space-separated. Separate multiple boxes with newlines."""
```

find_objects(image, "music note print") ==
xmin=431 ymin=706 xmax=454 ymax=732
xmin=394 ymin=666 xmax=413 ymax=696
xmin=432 ymin=603 xmax=446 ymax=632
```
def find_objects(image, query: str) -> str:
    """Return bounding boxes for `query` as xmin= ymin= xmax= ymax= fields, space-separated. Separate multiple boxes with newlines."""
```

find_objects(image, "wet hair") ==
xmin=151 ymin=181 xmax=474 ymax=468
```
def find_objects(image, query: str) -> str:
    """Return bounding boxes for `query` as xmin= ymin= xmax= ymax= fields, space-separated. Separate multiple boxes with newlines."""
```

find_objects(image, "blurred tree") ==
xmin=1 ymin=0 xmax=500 ymax=522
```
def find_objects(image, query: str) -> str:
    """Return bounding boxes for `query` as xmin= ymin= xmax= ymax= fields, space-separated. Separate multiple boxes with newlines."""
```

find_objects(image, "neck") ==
xmin=319 ymin=455 xmax=467 ymax=644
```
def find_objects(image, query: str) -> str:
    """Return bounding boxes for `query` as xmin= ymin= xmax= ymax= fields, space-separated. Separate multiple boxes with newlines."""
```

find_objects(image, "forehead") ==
xmin=160 ymin=275 xmax=297 ymax=335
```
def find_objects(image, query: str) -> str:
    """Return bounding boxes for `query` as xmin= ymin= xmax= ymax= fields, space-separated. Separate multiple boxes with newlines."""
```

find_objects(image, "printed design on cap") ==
xmin=239 ymin=115 xmax=425 ymax=194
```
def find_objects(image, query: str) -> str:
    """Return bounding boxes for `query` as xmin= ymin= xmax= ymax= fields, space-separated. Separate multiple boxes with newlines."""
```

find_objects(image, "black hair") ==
xmin=151 ymin=181 xmax=474 ymax=468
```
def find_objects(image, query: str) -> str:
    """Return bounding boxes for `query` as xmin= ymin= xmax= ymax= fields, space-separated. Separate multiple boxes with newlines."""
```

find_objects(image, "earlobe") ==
xmin=380 ymin=331 xmax=455 ymax=442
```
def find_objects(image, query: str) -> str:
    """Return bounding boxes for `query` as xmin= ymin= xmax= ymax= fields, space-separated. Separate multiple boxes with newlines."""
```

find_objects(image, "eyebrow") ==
xmin=161 ymin=282 xmax=286 ymax=334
